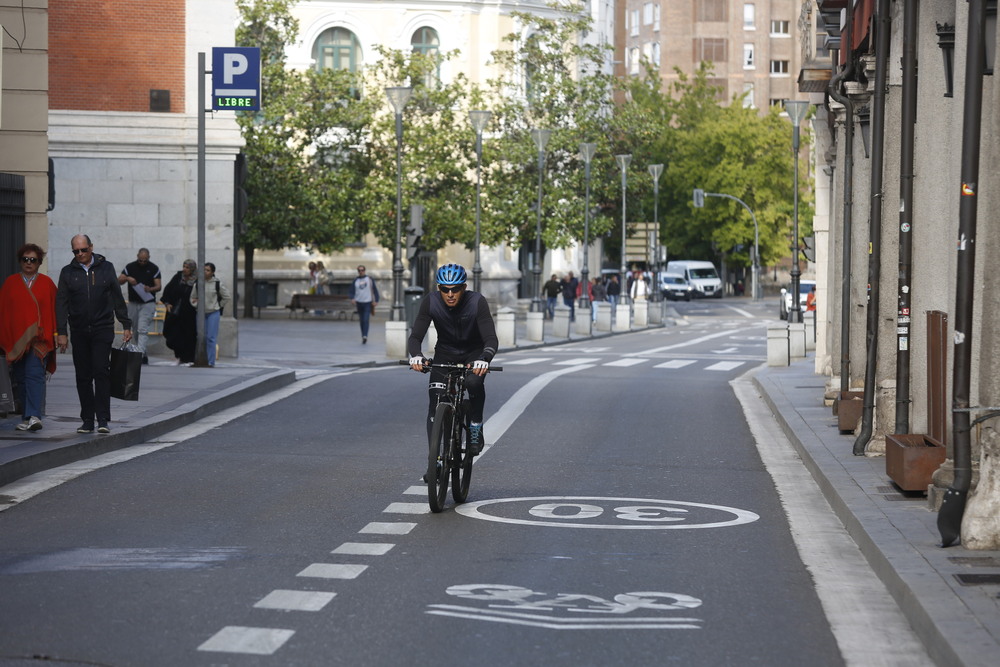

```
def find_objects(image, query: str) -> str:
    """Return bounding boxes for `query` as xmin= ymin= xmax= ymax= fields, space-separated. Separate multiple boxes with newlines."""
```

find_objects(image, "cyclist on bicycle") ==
xmin=408 ymin=263 xmax=498 ymax=456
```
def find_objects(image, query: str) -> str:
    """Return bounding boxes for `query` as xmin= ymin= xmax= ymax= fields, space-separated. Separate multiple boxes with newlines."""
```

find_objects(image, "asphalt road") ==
xmin=0 ymin=298 xmax=930 ymax=666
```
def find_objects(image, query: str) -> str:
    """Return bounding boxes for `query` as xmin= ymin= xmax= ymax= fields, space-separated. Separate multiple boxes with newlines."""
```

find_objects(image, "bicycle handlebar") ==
xmin=398 ymin=359 xmax=503 ymax=372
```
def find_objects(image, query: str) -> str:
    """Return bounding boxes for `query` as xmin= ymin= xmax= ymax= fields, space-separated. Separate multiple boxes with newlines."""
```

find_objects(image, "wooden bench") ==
xmin=286 ymin=293 xmax=358 ymax=320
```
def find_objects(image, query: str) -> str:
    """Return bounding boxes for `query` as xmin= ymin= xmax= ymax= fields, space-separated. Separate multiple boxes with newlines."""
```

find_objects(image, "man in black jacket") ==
xmin=56 ymin=235 xmax=132 ymax=434
xmin=407 ymin=263 xmax=498 ymax=456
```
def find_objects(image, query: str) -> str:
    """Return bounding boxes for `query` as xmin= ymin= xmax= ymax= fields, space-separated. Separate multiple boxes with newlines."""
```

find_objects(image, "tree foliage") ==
xmin=233 ymin=0 xmax=813 ymax=273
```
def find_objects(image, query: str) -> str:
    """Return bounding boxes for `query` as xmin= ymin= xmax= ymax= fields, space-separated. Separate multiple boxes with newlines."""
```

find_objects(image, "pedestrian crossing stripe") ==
xmin=603 ymin=358 xmax=650 ymax=367
xmin=654 ymin=360 xmax=697 ymax=369
xmin=705 ymin=361 xmax=744 ymax=371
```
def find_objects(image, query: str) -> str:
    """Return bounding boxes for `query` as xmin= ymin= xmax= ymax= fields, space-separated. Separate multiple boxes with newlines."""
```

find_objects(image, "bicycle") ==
xmin=401 ymin=359 xmax=502 ymax=513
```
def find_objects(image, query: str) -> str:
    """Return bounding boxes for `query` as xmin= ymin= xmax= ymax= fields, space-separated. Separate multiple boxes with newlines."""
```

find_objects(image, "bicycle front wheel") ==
xmin=428 ymin=402 xmax=453 ymax=513
xmin=452 ymin=418 xmax=473 ymax=504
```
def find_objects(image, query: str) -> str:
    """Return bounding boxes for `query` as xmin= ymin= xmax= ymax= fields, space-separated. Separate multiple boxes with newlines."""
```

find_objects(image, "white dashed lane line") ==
xmin=198 ymin=626 xmax=295 ymax=656
xmin=254 ymin=590 xmax=337 ymax=612
xmin=297 ymin=563 xmax=369 ymax=580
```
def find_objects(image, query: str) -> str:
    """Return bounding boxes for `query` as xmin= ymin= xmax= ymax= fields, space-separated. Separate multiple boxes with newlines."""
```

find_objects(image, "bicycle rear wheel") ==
xmin=452 ymin=417 xmax=473 ymax=503
xmin=428 ymin=402 xmax=453 ymax=513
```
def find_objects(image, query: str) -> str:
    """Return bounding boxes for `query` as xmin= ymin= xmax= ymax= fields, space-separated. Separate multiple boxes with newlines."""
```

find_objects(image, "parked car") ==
xmin=660 ymin=273 xmax=693 ymax=301
xmin=779 ymin=279 xmax=817 ymax=319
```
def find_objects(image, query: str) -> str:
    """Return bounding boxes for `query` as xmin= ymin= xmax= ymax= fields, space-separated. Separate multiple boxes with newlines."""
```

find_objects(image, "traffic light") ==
xmin=234 ymin=152 xmax=249 ymax=233
xmin=407 ymin=204 xmax=424 ymax=260
xmin=693 ymin=188 xmax=705 ymax=208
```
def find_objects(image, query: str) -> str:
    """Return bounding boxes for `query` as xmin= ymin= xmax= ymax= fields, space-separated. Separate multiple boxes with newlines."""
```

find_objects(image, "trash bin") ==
xmin=404 ymin=286 xmax=425 ymax=328
xmin=253 ymin=281 xmax=276 ymax=315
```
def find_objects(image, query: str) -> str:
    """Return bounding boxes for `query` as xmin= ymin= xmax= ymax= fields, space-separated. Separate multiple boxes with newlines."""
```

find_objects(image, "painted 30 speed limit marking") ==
xmin=455 ymin=496 xmax=759 ymax=530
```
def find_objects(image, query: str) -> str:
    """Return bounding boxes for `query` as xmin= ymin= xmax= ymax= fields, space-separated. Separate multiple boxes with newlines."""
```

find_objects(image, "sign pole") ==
xmin=195 ymin=52 xmax=208 ymax=366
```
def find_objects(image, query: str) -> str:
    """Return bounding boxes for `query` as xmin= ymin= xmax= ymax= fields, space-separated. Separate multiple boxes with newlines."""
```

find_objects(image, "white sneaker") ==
xmin=16 ymin=416 xmax=42 ymax=432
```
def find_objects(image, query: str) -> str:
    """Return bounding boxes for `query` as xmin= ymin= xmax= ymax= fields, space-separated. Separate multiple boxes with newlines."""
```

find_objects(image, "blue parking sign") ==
xmin=212 ymin=47 xmax=261 ymax=111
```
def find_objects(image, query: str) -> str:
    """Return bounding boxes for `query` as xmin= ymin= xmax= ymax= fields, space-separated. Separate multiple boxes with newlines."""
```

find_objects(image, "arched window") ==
xmin=411 ymin=27 xmax=441 ymax=85
xmin=313 ymin=27 xmax=362 ymax=73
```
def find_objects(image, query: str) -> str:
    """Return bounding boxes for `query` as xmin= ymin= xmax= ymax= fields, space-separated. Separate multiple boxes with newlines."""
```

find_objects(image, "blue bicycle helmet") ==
xmin=436 ymin=263 xmax=468 ymax=286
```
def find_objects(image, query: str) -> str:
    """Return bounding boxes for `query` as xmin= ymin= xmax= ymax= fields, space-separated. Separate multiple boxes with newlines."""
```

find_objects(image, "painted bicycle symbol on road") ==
xmin=426 ymin=584 xmax=703 ymax=629
xmin=455 ymin=496 xmax=759 ymax=530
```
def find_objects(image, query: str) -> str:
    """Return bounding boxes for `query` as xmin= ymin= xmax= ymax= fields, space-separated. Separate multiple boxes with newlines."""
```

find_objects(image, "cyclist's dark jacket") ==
xmin=55 ymin=253 xmax=131 ymax=336
xmin=407 ymin=290 xmax=498 ymax=363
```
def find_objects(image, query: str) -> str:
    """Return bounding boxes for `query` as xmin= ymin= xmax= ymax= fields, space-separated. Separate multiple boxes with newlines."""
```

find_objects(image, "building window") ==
xmin=743 ymin=83 xmax=755 ymax=108
xmin=652 ymin=42 xmax=661 ymax=67
xmin=696 ymin=0 xmax=728 ymax=23
xmin=744 ymin=4 xmax=755 ymax=29
xmin=770 ymin=20 xmax=790 ymax=35
xmin=411 ymin=27 xmax=441 ymax=86
xmin=769 ymin=98 xmax=784 ymax=108
xmin=630 ymin=46 xmax=640 ymax=74
xmin=631 ymin=10 xmax=640 ymax=36
xmin=644 ymin=2 xmax=654 ymax=25
xmin=744 ymin=43 xmax=755 ymax=68
xmin=694 ymin=38 xmax=728 ymax=63
xmin=654 ymin=4 xmax=661 ymax=31
xmin=313 ymin=27 xmax=363 ymax=73
xmin=770 ymin=59 xmax=789 ymax=74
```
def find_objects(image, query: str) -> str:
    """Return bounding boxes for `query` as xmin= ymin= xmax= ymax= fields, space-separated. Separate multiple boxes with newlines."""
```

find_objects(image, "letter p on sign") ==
xmin=224 ymin=54 xmax=249 ymax=84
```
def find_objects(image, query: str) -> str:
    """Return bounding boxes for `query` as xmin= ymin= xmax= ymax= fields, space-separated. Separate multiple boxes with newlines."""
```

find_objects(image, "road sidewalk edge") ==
xmin=0 ymin=369 xmax=297 ymax=488
xmin=752 ymin=364 xmax=977 ymax=667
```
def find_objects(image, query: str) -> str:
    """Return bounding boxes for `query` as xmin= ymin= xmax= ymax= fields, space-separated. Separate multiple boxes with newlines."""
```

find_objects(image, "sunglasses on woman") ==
xmin=21 ymin=257 xmax=39 ymax=264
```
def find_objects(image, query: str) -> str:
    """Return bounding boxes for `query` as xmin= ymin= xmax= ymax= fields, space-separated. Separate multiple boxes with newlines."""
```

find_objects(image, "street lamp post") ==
xmin=529 ymin=129 xmax=551 ymax=313
xmin=386 ymin=86 xmax=413 ymax=322
xmin=615 ymin=154 xmax=632 ymax=305
xmin=579 ymin=143 xmax=597 ymax=311
xmin=784 ymin=100 xmax=810 ymax=323
xmin=469 ymin=110 xmax=492 ymax=293
xmin=648 ymin=164 xmax=664 ymax=301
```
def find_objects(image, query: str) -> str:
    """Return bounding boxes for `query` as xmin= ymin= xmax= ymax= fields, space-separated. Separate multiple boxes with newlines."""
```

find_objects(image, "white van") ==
xmin=665 ymin=260 xmax=723 ymax=298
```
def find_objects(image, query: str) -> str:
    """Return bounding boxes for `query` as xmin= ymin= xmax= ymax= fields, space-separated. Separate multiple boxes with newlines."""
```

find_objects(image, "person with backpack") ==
xmin=191 ymin=262 xmax=231 ymax=367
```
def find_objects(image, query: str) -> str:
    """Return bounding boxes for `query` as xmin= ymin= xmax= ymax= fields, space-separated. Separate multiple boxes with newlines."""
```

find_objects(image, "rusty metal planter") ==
xmin=886 ymin=434 xmax=947 ymax=491
xmin=836 ymin=391 xmax=864 ymax=434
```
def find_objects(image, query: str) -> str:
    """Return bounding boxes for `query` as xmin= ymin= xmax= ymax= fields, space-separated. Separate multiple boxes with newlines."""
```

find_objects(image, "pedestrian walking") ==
xmin=118 ymin=248 xmax=161 ymax=363
xmin=561 ymin=271 xmax=579 ymax=321
xmin=161 ymin=259 xmax=198 ymax=365
xmin=55 ymin=235 xmax=132 ymax=434
xmin=606 ymin=274 xmax=621 ymax=308
xmin=349 ymin=265 xmax=379 ymax=344
xmin=590 ymin=277 xmax=607 ymax=321
xmin=542 ymin=274 xmax=561 ymax=320
xmin=0 ymin=244 xmax=59 ymax=432
xmin=190 ymin=262 xmax=231 ymax=367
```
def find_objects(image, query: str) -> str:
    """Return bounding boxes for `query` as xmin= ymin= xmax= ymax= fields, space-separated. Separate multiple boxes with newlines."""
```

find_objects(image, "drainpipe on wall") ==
xmin=827 ymin=4 xmax=857 ymax=397
xmin=853 ymin=0 xmax=893 ymax=456
xmin=894 ymin=0 xmax=920 ymax=434
xmin=938 ymin=0 xmax=988 ymax=547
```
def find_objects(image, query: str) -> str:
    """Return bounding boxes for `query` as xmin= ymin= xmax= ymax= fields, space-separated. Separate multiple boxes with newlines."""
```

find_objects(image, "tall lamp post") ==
xmin=648 ymin=164 xmax=664 ymax=301
xmin=579 ymin=142 xmax=597 ymax=311
xmin=469 ymin=110 xmax=492 ymax=293
xmin=615 ymin=154 xmax=632 ymax=305
xmin=529 ymin=128 xmax=551 ymax=313
xmin=386 ymin=86 xmax=413 ymax=322
xmin=784 ymin=100 xmax=810 ymax=323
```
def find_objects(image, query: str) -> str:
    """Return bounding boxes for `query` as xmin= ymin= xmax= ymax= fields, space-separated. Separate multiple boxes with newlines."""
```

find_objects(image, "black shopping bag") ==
xmin=110 ymin=344 xmax=143 ymax=401
xmin=0 ymin=360 xmax=16 ymax=414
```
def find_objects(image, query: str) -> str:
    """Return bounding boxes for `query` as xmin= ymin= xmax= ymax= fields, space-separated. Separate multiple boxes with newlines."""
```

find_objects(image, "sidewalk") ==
xmin=755 ymin=358 xmax=1000 ymax=666
xmin=2 ymin=310 xmax=997 ymax=665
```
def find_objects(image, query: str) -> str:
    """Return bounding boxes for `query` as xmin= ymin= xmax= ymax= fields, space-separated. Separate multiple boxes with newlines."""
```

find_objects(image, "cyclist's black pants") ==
xmin=427 ymin=353 xmax=486 ymax=442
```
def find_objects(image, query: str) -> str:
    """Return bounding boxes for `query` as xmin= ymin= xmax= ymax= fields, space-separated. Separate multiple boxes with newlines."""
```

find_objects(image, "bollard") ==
xmin=385 ymin=320 xmax=408 ymax=359
xmin=552 ymin=304 xmax=571 ymax=338
xmin=595 ymin=302 xmax=612 ymax=332
xmin=788 ymin=322 xmax=806 ymax=359
xmin=648 ymin=299 xmax=663 ymax=325
xmin=613 ymin=304 xmax=631 ymax=332
xmin=804 ymin=314 xmax=815 ymax=351
xmin=767 ymin=325 xmax=789 ymax=366
xmin=574 ymin=310 xmax=593 ymax=336
xmin=496 ymin=307 xmax=516 ymax=348
xmin=526 ymin=311 xmax=544 ymax=342
xmin=633 ymin=300 xmax=648 ymax=327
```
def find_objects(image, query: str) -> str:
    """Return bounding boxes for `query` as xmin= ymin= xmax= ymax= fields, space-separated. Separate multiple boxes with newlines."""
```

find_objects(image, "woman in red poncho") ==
xmin=0 ymin=243 xmax=58 ymax=431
